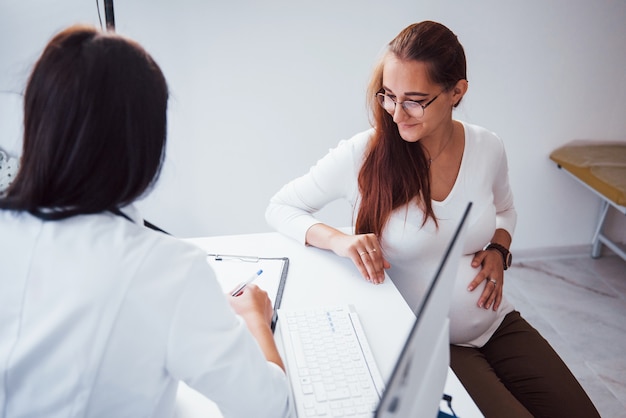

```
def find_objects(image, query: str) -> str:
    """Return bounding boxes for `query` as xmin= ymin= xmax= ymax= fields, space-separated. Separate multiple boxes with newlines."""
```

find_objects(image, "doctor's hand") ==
xmin=467 ymin=250 xmax=504 ymax=311
xmin=228 ymin=284 xmax=273 ymax=326
xmin=227 ymin=284 xmax=285 ymax=371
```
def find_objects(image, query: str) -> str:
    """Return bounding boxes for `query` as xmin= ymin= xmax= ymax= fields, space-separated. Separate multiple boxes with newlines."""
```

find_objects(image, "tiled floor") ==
xmin=504 ymin=254 xmax=626 ymax=418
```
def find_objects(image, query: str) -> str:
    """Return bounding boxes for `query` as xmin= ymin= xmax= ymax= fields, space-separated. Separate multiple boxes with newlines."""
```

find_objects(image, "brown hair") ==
xmin=356 ymin=21 xmax=466 ymax=236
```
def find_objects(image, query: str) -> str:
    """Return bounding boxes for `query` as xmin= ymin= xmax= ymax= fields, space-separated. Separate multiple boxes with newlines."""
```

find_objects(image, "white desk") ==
xmin=176 ymin=232 xmax=482 ymax=418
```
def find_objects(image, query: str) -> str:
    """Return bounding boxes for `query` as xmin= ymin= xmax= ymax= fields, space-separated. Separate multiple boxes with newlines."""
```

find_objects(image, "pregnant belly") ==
xmin=448 ymin=256 xmax=501 ymax=345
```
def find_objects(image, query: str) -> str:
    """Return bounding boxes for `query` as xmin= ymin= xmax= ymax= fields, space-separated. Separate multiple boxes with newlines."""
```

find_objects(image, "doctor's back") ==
xmin=0 ymin=25 xmax=289 ymax=418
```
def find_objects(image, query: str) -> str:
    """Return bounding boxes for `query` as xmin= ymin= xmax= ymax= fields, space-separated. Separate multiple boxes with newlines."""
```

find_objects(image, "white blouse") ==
xmin=0 ymin=206 xmax=290 ymax=417
xmin=266 ymin=121 xmax=517 ymax=347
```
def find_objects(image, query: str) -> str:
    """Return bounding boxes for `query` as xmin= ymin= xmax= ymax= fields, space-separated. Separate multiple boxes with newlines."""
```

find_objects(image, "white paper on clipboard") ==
xmin=206 ymin=254 xmax=289 ymax=331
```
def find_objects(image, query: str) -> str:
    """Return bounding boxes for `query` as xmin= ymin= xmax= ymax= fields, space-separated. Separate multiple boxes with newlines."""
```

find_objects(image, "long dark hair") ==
xmin=0 ymin=25 xmax=168 ymax=220
xmin=356 ymin=21 xmax=466 ymax=236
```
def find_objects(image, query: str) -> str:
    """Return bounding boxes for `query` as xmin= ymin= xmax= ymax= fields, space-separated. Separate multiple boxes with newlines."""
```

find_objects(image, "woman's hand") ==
xmin=467 ymin=250 xmax=504 ymax=310
xmin=305 ymin=224 xmax=390 ymax=284
xmin=328 ymin=233 xmax=391 ymax=284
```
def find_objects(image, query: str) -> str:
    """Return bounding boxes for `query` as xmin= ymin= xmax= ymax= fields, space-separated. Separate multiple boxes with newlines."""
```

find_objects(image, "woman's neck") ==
xmin=422 ymin=121 xmax=457 ymax=166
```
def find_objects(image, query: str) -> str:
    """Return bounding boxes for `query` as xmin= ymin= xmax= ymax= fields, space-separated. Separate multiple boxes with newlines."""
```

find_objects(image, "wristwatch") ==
xmin=486 ymin=243 xmax=512 ymax=270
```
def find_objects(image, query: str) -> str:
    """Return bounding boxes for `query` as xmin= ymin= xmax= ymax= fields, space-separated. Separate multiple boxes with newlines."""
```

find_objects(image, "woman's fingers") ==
xmin=349 ymin=234 xmax=388 ymax=284
xmin=476 ymin=277 xmax=502 ymax=310
xmin=357 ymin=248 xmax=386 ymax=284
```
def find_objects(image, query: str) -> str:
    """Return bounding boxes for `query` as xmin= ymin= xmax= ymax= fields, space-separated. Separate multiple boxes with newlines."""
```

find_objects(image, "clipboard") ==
xmin=206 ymin=253 xmax=289 ymax=332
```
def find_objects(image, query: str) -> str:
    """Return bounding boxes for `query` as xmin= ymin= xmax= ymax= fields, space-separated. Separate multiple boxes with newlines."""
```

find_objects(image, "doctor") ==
xmin=0 ymin=25 xmax=290 ymax=417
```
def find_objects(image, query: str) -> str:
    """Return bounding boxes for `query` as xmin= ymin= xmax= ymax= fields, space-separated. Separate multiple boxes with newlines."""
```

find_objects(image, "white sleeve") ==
xmin=265 ymin=130 xmax=371 ymax=244
xmin=165 ymin=257 xmax=291 ymax=418
xmin=492 ymin=137 xmax=517 ymax=236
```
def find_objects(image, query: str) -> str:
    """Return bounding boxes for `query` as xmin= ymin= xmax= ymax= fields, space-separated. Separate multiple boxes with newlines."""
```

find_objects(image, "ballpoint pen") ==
xmin=230 ymin=269 xmax=263 ymax=296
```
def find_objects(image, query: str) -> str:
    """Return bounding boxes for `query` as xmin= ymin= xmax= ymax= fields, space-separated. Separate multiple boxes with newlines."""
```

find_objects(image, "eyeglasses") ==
xmin=376 ymin=91 xmax=442 ymax=118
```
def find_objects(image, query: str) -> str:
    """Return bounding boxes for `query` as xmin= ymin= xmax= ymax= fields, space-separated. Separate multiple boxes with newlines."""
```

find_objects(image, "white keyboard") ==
xmin=278 ymin=305 xmax=385 ymax=418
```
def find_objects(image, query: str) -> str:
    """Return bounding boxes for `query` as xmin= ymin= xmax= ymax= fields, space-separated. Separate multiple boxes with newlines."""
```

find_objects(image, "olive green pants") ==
xmin=450 ymin=311 xmax=600 ymax=418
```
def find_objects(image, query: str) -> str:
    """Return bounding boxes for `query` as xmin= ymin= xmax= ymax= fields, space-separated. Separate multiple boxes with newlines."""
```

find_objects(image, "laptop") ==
xmin=278 ymin=202 xmax=472 ymax=418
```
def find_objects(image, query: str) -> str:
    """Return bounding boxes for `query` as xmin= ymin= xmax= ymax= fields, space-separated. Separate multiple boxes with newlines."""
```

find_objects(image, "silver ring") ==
xmin=359 ymin=251 xmax=367 ymax=257
xmin=488 ymin=278 xmax=497 ymax=285
xmin=369 ymin=248 xmax=377 ymax=253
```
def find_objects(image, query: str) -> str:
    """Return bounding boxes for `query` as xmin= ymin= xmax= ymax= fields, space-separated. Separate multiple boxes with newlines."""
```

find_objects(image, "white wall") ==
xmin=1 ymin=0 xmax=625 ymax=254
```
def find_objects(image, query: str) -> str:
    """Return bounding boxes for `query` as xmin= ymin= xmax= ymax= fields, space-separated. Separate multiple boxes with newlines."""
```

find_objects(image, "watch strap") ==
xmin=485 ymin=243 xmax=512 ymax=270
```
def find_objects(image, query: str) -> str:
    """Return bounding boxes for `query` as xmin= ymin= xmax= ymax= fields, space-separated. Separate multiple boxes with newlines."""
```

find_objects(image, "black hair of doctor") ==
xmin=0 ymin=25 xmax=167 ymax=220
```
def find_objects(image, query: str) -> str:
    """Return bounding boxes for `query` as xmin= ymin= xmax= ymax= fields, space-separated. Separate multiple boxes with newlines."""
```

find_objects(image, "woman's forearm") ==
xmin=305 ymin=223 xmax=348 ymax=251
